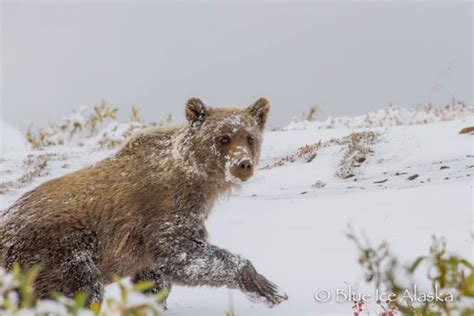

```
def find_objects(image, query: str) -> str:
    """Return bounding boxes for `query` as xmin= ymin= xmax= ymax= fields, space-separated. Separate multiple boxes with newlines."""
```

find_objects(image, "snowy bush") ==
xmin=24 ymin=100 xmax=172 ymax=150
xmin=0 ymin=264 xmax=165 ymax=315
xmin=335 ymin=131 xmax=379 ymax=180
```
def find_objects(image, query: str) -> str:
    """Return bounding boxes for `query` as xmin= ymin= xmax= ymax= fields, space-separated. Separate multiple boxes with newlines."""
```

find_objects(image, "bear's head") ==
xmin=185 ymin=97 xmax=270 ymax=183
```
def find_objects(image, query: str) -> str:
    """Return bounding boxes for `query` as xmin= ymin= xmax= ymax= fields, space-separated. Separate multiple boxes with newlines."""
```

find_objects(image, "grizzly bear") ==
xmin=0 ymin=97 xmax=288 ymax=308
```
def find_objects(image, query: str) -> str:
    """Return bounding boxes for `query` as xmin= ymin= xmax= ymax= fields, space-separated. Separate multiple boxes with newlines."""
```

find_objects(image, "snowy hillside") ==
xmin=0 ymin=105 xmax=473 ymax=315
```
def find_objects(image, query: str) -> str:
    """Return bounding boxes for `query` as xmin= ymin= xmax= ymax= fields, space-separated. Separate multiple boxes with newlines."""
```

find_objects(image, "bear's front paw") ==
xmin=239 ymin=262 xmax=288 ymax=308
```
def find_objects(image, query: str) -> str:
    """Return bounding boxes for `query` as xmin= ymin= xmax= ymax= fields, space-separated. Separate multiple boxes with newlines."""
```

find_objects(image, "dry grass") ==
xmin=282 ymin=100 xmax=474 ymax=131
xmin=261 ymin=140 xmax=323 ymax=170
xmin=25 ymin=102 xmax=174 ymax=150
xmin=262 ymin=131 xmax=380 ymax=181
xmin=335 ymin=131 xmax=379 ymax=180
xmin=305 ymin=105 xmax=319 ymax=122
xmin=26 ymin=100 xmax=119 ymax=149
xmin=0 ymin=154 xmax=55 ymax=194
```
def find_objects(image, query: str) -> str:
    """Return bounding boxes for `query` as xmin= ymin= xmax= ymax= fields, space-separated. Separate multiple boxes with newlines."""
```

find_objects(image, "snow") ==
xmin=0 ymin=120 xmax=29 ymax=158
xmin=181 ymin=182 xmax=471 ymax=316
xmin=0 ymin=107 xmax=473 ymax=315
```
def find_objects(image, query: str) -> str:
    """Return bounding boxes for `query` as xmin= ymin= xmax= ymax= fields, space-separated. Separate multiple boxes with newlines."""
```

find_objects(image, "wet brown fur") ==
xmin=0 ymin=98 xmax=288 ymax=307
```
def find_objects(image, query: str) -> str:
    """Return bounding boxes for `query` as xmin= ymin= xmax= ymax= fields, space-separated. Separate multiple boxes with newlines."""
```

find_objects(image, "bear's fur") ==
xmin=0 ymin=98 xmax=288 ymax=308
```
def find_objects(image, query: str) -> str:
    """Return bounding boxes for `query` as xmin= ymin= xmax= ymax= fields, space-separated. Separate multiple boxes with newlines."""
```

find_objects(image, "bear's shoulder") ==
xmin=118 ymin=124 xmax=184 ymax=157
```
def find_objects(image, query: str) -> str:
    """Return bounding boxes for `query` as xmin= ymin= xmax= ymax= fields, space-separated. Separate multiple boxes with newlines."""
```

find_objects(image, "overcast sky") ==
xmin=1 ymin=1 xmax=472 ymax=130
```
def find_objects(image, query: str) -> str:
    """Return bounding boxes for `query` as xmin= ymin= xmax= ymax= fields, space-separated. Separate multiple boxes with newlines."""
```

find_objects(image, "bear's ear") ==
xmin=247 ymin=97 xmax=270 ymax=129
xmin=186 ymin=98 xmax=209 ymax=126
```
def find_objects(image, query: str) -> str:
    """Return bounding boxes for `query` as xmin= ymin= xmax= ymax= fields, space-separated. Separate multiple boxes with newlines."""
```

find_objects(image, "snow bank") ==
xmin=283 ymin=102 xmax=474 ymax=131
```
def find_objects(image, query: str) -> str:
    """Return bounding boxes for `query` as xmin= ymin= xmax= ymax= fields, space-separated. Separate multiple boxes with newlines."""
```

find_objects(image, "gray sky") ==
xmin=1 ymin=1 xmax=472 ymax=130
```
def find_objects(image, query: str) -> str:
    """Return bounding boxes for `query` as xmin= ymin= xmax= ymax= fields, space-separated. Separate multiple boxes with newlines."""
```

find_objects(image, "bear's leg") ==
xmin=154 ymin=240 xmax=288 ymax=307
xmin=35 ymin=250 xmax=103 ymax=306
xmin=131 ymin=268 xmax=172 ymax=309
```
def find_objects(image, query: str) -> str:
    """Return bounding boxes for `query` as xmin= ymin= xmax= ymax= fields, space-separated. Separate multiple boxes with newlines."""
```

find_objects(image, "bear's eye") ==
xmin=247 ymin=135 xmax=255 ymax=145
xmin=220 ymin=135 xmax=231 ymax=145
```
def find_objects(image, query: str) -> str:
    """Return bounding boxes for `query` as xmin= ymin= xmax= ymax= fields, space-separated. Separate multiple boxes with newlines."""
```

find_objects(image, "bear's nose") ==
xmin=238 ymin=160 xmax=253 ymax=171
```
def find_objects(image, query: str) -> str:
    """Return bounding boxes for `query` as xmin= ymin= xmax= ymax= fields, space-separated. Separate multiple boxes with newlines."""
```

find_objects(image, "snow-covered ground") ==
xmin=0 ymin=106 xmax=473 ymax=315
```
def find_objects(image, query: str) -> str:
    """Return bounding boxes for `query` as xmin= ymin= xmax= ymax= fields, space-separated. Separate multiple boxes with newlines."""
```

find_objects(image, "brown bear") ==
xmin=0 ymin=97 xmax=288 ymax=308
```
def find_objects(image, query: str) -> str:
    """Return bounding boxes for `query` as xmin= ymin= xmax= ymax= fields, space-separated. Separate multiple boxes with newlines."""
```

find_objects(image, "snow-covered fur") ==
xmin=0 ymin=98 xmax=288 ymax=308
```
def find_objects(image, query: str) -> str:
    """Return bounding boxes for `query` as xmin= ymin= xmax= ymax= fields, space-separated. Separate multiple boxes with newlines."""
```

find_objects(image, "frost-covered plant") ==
xmin=262 ymin=131 xmax=379 ymax=178
xmin=262 ymin=140 xmax=322 ymax=169
xmin=25 ymin=101 xmax=153 ymax=150
xmin=347 ymin=227 xmax=474 ymax=316
xmin=26 ymin=100 xmax=120 ymax=149
xmin=335 ymin=131 xmax=379 ymax=180
xmin=0 ymin=264 xmax=164 ymax=315
xmin=99 ymin=278 xmax=165 ymax=316
xmin=283 ymin=101 xmax=474 ymax=131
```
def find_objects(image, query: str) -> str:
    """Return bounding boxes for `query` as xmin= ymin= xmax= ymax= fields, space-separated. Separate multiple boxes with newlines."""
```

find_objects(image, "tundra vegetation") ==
xmin=347 ymin=227 xmax=474 ymax=316
xmin=0 ymin=264 xmax=166 ymax=315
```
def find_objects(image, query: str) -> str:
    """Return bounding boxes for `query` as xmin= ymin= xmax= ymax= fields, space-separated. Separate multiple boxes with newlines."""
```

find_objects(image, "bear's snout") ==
xmin=228 ymin=157 xmax=254 ymax=182
xmin=238 ymin=160 xmax=253 ymax=171
xmin=236 ymin=159 xmax=253 ymax=180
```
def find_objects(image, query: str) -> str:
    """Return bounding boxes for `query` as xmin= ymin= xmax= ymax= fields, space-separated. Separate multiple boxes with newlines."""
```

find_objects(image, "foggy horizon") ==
xmin=1 ymin=1 xmax=472 ymax=130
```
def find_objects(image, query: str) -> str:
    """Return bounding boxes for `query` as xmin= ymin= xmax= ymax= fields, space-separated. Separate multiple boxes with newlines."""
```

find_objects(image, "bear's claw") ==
xmin=240 ymin=262 xmax=288 ymax=307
